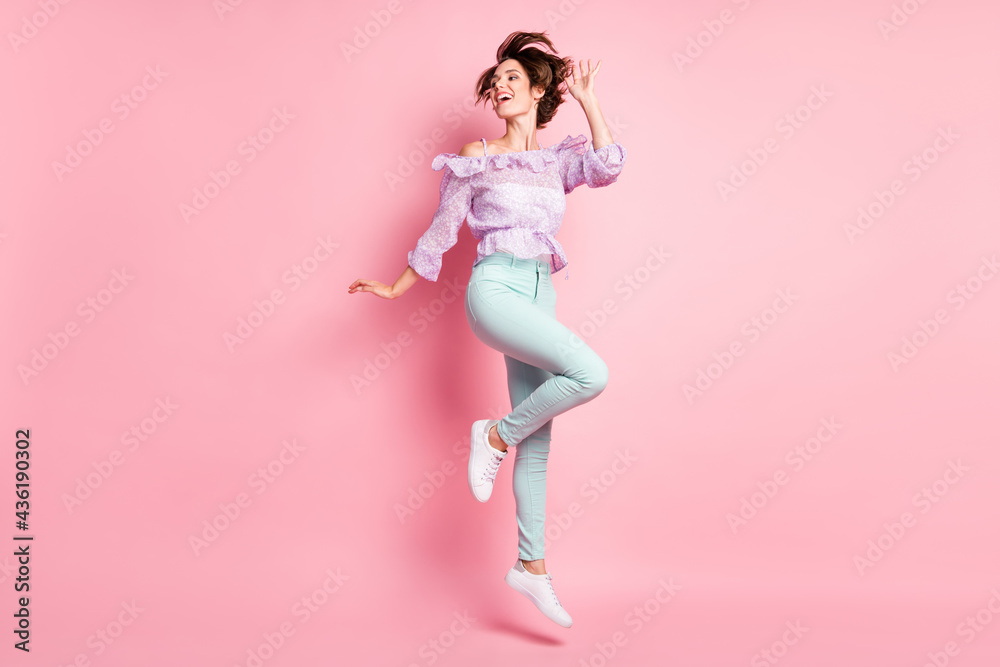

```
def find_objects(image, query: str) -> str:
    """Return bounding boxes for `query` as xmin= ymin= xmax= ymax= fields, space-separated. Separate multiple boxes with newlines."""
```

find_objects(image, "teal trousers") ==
xmin=464 ymin=252 xmax=609 ymax=561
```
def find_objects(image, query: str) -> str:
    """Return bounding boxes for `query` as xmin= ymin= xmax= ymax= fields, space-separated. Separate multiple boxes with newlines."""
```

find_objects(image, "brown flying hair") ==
xmin=474 ymin=31 xmax=573 ymax=129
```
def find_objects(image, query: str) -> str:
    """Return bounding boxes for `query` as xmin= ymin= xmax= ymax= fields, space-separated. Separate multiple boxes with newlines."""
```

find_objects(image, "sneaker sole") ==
xmin=504 ymin=569 xmax=573 ymax=628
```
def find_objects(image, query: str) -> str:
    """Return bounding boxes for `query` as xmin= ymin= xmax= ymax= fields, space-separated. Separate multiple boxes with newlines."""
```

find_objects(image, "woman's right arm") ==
xmin=390 ymin=265 xmax=421 ymax=298
xmin=349 ymin=148 xmax=476 ymax=301
xmin=347 ymin=264 xmax=421 ymax=300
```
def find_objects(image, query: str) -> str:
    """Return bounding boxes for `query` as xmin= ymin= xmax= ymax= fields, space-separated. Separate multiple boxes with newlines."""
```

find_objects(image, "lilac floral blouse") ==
xmin=406 ymin=134 xmax=627 ymax=282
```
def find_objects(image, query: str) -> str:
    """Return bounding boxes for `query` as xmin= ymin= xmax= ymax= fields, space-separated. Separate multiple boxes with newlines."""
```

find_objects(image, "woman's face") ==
xmin=490 ymin=59 xmax=543 ymax=118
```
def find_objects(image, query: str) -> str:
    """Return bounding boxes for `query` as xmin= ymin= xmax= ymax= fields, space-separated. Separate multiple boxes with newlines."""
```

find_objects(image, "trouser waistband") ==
xmin=477 ymin=252 xmax=551 ymax=275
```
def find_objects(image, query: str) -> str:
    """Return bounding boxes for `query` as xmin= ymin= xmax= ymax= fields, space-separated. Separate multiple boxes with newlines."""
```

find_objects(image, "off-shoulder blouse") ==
xmin=406 ymin=134 xmax=627 ymax=282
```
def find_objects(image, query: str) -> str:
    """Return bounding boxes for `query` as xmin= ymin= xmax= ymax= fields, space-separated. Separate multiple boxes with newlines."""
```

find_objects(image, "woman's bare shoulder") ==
xmin=457 ymin=140 xmax=486 ymax=157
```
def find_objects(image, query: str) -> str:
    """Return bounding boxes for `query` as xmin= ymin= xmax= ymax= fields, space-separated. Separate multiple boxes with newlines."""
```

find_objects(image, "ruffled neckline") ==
xmin=431 ymin=134 xmax=589 ymax=177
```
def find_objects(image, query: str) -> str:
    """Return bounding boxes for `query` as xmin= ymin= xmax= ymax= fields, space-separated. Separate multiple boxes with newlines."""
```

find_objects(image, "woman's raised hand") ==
xmin=567 ymin=58 xmax=601 ymax=103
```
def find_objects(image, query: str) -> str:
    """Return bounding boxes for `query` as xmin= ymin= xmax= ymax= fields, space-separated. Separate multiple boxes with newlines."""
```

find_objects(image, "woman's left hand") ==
xmin=567 ymin=58 xmax=601 ymax=103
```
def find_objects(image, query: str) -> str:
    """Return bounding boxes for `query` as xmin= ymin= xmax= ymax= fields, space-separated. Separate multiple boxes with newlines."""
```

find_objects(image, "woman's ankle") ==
xmin=521 ymin=558 xmax=546 ymax=575
xmin=489 ymin=425 xmax=509 ymax=452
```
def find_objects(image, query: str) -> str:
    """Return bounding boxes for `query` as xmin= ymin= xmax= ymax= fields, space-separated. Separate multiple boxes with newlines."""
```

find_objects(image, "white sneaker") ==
xmin=468 ymin=419 xmax=506 ymax=502
xmin=504 ymin=559 xmax=573 ymax=628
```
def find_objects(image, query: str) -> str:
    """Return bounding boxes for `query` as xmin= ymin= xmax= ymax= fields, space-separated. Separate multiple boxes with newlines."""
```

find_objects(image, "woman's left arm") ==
xmin=568 ymin=59 xmax=614 ymax=150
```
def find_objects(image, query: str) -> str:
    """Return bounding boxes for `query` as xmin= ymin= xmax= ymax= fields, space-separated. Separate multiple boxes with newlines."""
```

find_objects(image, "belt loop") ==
xmin=509 ymin=253 xmax=516 ymax=268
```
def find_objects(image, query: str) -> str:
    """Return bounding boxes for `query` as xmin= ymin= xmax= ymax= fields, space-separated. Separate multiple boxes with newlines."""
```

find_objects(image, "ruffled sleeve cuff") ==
xmin=407 ymin=247 xmax=441 ymax=282
xmin=557 ymin=134 xmax=627 ymax=193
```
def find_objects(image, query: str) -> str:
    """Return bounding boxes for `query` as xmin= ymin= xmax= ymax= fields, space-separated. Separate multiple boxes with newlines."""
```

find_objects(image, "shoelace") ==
xmin=542 ymin=575 xmax=561 ymax=606
xmin=480 ymin=449 xmax=504 ymax=482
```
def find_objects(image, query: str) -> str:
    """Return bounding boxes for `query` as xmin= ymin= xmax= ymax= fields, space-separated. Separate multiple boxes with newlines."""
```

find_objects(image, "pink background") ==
xmin=3 ymin=0 xmax=999 ymax=665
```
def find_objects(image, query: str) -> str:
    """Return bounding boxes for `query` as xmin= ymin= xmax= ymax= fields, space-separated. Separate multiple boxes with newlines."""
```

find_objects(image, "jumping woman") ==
xmin=348 ymin=30 xmax=627 ymax=628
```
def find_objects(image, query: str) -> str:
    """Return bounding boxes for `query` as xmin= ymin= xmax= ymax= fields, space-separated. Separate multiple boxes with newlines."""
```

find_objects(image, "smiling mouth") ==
xmin=496 ymin=93 xmax=513 ymax=105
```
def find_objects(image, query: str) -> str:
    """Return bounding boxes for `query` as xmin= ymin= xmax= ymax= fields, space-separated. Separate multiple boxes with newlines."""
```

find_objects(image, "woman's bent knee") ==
xmin=582 ymin=356 xmax=609 ymax=398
